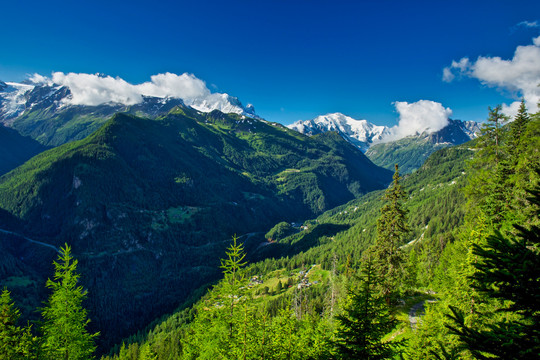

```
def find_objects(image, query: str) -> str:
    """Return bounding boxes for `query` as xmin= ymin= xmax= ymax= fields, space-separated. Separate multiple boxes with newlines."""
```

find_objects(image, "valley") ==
xmin=0 ymin=68 xmax=538 ymax=360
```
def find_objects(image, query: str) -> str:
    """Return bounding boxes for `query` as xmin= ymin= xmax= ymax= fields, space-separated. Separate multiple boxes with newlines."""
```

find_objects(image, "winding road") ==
xmin=0 ymin=228 xmax=59 ymax=252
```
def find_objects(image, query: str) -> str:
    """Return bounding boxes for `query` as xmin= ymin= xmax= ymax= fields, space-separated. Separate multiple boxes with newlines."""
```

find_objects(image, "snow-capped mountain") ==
xmin=0 ymin=80 xmax=256 ymax=124
xmin=288 ymin=112 xmax=481 ymax=154
xmin=288 ymin=113 xmax=391 ymax=152
xmin=424 ymin=119 xmax=481 ymax=145
xmin=0 ymin=81 xmax=39 ymax=123
xmin=0 ymin=79 xmax=259 ymax=146
xmin=365 ymin=119 xmax=481 ymax=173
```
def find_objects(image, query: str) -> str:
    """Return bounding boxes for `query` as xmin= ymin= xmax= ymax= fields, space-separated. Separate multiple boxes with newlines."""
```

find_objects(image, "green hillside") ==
xmin=0 ymin=107 xmax=391 ymax=349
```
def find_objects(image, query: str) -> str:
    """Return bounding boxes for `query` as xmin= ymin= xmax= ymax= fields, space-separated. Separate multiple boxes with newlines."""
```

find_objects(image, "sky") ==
xmin=1 ymin=0 xmax=540 ymax=127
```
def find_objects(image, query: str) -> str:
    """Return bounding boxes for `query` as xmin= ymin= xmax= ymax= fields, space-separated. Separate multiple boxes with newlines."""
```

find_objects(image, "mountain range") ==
xmin=289 ymin=112 xmax=481 ymax=172
xmin=0 ymin=80 xmax=257 ymax=147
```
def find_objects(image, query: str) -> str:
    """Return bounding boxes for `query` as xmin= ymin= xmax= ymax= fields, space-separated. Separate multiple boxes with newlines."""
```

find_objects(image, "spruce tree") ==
xmin=480 ymin=105 xmax=508 ymax=163
xmin=40 ymin=244 xmax=98 ymax=360
xmin=373 ymin=164 xmax=409 ymax=302
xmin=0 ymin=288 xmax=35 ymax=359
xmin=220 ymin=234 xmax=247 ymax=339
xmin=333 ymin=257 xmax=399 ymax=359
xmin=508 ymin=100 xmax=530 ymax=162
xmin=446 ymin=187 xmax=540 ymax=359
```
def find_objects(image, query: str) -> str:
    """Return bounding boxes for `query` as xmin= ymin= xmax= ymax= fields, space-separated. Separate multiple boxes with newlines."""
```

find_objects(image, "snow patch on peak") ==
xmin=187 ymin=93 xmax=257 ymax=118
xmin=0 ymin=82 xmax=36 ymax=121
xmin=288 ymin=113 xmax=390 ymax=152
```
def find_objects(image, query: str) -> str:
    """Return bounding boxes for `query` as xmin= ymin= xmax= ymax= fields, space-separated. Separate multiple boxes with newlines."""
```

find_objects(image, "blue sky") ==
xmin=1 ymin=0 xmax=540 ymax=126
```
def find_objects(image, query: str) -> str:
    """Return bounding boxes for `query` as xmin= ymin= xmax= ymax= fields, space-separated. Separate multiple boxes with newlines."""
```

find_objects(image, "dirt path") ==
xmin=409 ymin=299 xmax=437 ymax=331
xmin=0 ymin=228 xmax=59 ymax=252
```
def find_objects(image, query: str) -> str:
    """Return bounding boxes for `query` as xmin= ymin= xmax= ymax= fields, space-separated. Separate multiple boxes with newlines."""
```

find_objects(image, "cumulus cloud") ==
xmin=51 ymin=72 xmax=143 ymax=106
xmin=382 ymin=100 xmax=452 ymax=142
xmin=134 ymin=73 xmax=210 ymax=100
xmin=28 ymin=71 xmax=227 ymax=109
xmin=443 ymin=36 xmax=540 ymax=117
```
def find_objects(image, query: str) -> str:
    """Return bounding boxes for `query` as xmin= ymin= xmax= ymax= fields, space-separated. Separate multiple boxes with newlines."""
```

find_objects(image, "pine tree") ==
xmin=508 ymin=100 xmax=530 ymax=162
xmin=333 ymin=257 xmax=399 ymax=359
xmin=480 ymin=105 xmax=508 ymax=163
xmin=220 ymin=234 xmax=247 ymax=339
xmin=373 ymin=164 xmax=409 ymax=302
xmin=446 ymin=187 xmax=540 ymax=359
xmin=40 ymin=244 xmax=98 ymax=360
xmin=0 ymin=288 xmax=34 ymax=359
xmin=468 ymin=104 xmax=512 ymax=227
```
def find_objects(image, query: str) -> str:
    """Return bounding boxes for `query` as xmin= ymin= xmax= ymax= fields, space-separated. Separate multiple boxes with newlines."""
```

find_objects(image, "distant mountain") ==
xmin=0 ymin=80 xmax=257 ymax=147
xmin=0 ymin=107 xmax=391 ymax=349
xmin=365 ymin=119 xmax=481 ymax=173
xmin=288 ymin=113 xmax=390 ymax=152
xmin=0 ymin=125 xmax=48 ymax=175
xmin=288 ymin=113 xmax=480 ymax=173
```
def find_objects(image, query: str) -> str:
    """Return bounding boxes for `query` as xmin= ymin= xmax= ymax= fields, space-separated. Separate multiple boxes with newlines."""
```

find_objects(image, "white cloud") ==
xmin=51 ymin=72 xmax=143 ymax=106
xmin=134 ymin=72 xmax=210 ymax=100
xmin=28 ymin=73 xmax=52 ymax=85
xmin=382 ymin=100 xmax=452 ymax=142
xmin=443 ymin=36 xmax=540 ymax=116
xmin=27 ymin=72 xmax=250 ymax=113
xmin=517 ymin=20 xmax=539 ymax=28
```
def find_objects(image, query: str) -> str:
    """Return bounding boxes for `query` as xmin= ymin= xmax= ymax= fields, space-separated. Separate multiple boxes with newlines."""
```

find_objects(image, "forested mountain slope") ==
xmin=0 ymin=107 xmax=391 ymax=349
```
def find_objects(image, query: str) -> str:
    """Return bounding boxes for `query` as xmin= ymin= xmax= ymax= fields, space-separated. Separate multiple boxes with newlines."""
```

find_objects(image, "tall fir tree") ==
xmin=373 ymin=164 xmax=409 ymax=302
xmin=480 ymin=105 xmax=508 ymax=164
xmin=0 ymin=288 xmax=36 ymax=359
xmin=446 ymin=186 xmax=540 ymax=359
xmin=220 ymin=234 xmax=247 ymax=339
xmin=40 ymin=244 xmax=98 ymax=360
xmin=508 ymin=100 xmax=530 ymax=163
xmin=333 ymin=256 xmax=399 ymax=359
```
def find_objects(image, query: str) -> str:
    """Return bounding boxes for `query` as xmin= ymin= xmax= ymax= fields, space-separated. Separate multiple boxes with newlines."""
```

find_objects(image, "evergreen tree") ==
xmin=333 ymin=257 xmax=399 ymax=359
xmin=508 ymin=100 xmax=530 ymax=162
xmin=220 ymin=234 xmax=247 ymax=338
xmin=40 ymin=244 xmax=98 ymax=360
xmin=468 ymin=104 xmax=513 ymax=227
xmin=446 ymin=188 xmax=540 ymax=359
xmin=373 ymin=164 xmax=409 ymax=302
xmin=0 ymin=288 xmax=35 ymax=359
xmin=480 ymin=105 xmax=508 ymax=163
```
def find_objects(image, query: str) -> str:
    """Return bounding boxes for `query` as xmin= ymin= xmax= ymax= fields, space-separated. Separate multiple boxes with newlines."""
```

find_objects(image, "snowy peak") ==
xmin=186 ymin=93 xmax=258 ymax=118
xmin=288 ymin=113 xmax=390 ymax=152
xmin=423 ymin=119 xmax=481 ymax=145
xmin=288 ymin=113 xmax=481 ymax=153
xmin=0 ymin=77 xmax=258 ymax=124
xmin=0 ymin=82 xmax=36 ymax=122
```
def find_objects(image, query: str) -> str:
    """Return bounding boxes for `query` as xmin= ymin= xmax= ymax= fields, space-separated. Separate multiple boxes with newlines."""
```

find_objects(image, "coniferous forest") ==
xmin=0 ymin=101 xmax=538 ymax=359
